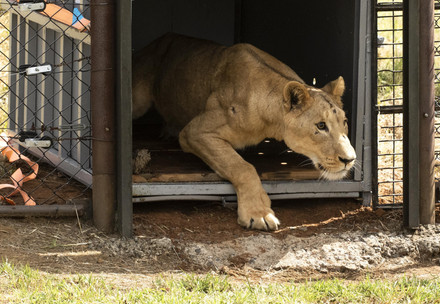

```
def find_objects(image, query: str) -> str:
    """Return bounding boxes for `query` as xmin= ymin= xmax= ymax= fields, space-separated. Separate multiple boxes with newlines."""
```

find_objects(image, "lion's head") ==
xmin=281 ymin=76 xmax=356 ymax=180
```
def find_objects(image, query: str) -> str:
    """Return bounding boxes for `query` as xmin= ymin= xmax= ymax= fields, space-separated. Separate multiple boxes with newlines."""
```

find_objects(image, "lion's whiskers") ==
xmin=318 ymin=169 xmax=329 ymax=181
xmin=298 ymin=159 xmax=314 ymax=167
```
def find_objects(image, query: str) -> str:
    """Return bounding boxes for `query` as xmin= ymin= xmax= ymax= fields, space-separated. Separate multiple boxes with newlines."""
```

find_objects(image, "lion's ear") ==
xmin=283 ymin=81 xmax=310 ymax=111
xmin=321 ymin=76 xmax=345 ymax=98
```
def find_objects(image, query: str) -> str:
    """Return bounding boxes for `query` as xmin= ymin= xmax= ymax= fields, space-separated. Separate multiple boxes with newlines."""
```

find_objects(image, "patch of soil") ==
xmin=132 ymin=199 xmax=402 ymax=242
xmin=0 ymin=198 xmax=439 ymax=285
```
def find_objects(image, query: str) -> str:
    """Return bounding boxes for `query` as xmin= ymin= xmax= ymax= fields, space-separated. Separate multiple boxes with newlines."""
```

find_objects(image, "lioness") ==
xmin=133 ymin=33 xmax=356 ymax=231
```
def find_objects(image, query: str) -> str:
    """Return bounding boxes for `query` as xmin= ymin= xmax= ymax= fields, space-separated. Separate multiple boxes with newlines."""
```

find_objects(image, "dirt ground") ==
xmin=1 ymin=198 xmax=440 ymax=285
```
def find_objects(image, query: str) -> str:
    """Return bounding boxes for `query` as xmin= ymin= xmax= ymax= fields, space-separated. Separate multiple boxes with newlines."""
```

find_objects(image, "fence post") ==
xmin=91 ymin=0 xmax=116 ymax=233
xmin=418 ymin=0 xmax=436 ymax=225
xmin=403 ymin=0 xmax=435 ymax=227
xmin=116 ymin=0 xmax=133 ymax=237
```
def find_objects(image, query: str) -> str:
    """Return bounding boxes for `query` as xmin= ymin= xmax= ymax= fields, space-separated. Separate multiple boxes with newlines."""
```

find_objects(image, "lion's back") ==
xmin=133 ymin=34 xmax=229 ymax=127
xmin=132 ymin=33 xmax=302 ymax=129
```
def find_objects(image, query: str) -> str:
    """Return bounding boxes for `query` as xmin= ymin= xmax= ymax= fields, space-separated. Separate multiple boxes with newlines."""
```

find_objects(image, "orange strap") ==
xmin=0 ymin=146 xmax=38 ymax=206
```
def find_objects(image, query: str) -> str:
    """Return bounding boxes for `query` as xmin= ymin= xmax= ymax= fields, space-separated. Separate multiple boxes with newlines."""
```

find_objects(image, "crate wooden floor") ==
xmin=133 ymin=123 xmax=321 ymax=183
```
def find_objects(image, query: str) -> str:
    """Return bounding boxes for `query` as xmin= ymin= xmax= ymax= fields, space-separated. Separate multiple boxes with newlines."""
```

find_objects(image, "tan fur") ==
xmin=133 ymin=33 xmax=356 ymax=231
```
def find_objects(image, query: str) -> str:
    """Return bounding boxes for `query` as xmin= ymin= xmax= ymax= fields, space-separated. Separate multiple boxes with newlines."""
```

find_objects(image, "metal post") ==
xmin=91 ymin=0 xmax=116 ymax=233
xmin=355 ymin=0 xmax=373 ymax=206
xmin=403 ymin=0 xmax=420 ymax=228
xmin=116 ymin=0 xmax=133 ymax=237
xmin=403 ymin=0 xmax=436 ymax=227
xmin=418 ymin=0 xmax=436 ymax=224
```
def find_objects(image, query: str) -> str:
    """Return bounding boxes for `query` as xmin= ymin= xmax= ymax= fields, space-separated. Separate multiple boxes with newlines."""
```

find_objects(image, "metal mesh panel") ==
xmin=0 ymin=1 xmax=91 ymax=206
xmin=375 ymin=0 xmax=440 ymax=206
xmin=375 ymin=0 xmax=404 ymax=205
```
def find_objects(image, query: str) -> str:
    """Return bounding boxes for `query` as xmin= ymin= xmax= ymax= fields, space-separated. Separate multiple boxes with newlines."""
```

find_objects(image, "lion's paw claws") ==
xmin=243 ymin=213 xmax=280 ymax=231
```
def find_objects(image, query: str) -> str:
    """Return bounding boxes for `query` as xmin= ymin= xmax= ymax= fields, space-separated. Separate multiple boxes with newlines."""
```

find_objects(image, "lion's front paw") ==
xmin=237 ymin=208 xmax=280 ymax=231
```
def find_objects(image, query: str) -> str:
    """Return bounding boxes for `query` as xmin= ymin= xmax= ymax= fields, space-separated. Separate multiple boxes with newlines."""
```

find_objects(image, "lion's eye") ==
xmin=316 ymin=122 xmax=327 ymax=131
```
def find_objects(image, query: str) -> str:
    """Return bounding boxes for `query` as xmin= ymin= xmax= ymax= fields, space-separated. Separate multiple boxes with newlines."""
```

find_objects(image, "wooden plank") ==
xmin=138 ymin=169 xmax=321 ymax=183
xmin=141 ymin=172 xmax=224 ymax=183
xmin=133 ymin=132 xmax=321 ymax=183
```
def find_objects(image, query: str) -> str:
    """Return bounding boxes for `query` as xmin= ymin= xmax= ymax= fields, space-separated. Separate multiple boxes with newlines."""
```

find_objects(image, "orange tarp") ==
xmin=0 ymin=145 xmax=38 ymax=206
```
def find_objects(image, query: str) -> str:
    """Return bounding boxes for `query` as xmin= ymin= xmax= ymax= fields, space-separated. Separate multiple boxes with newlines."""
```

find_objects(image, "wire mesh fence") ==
xmin=0 ymin=0 xmax=91 ymax=206
xmin=374 ymin=0 xmax=440 ymax=206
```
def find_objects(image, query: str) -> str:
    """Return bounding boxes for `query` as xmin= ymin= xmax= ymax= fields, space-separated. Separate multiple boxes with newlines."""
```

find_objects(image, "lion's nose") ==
xmin=338 ymin=156 xmax=355 ymax=165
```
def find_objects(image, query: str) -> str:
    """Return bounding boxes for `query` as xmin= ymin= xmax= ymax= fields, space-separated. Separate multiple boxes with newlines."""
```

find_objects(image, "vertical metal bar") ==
xmin=42 ymin=29 xmax=55 ymax=135
xmin=372 ymin=0 xmax=379 ymax=208
xmin=16 ymin=17 xmax=25 ymax=131
xmin=23 ymin=21 xmax=30 ymax=130
xmin=81 ymin=43 xmax=92 ymax=170
xmin=363 ymin=0 xmax=374 ymax=206
xmin=54 ymin=32 xmax=65 ymax=157
xmin=91 ymin=0 xmax=116 ymax=233
xmin=418 ymin=0 xmax=435 ymax=224
xmin=354 ymin=0 xmax=363 ymax=182
xmin=403 ymin=0 xmax=420 ymax=228
xmin=8 ymin=13 xmax=18 ymax=133
xmin=72 ymin=41 xmax=83 ymax=163
xmin=116 ymin=0 xmax=133 ymax=237
xmin=355 ymin=0 xmax=373 ymax=205
xmin=36 ymin=25 xmax=46 ymax=129
xmin=24 ymin=22 xmax=37 ymax=131
xmin=64 ymin=37 xmax=73 ymax=158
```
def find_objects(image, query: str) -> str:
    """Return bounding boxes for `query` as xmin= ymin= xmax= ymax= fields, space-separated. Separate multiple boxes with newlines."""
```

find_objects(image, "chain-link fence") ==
xmin=0 ymin=0 xmax=91 ymax=206
xmin=374 ymin=0 xmax=440 ymax=206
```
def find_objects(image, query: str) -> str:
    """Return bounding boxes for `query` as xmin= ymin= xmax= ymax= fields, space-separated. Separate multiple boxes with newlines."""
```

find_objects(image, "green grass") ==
xmin=2 ymin=261 xmax=440 ymax=304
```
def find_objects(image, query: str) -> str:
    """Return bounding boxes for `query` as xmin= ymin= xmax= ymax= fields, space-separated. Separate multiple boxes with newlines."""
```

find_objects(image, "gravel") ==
xmin=89 ymin=224 xmax=440 ymax=273
xmin=90 ymin=236 xmax=174 ymax=258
